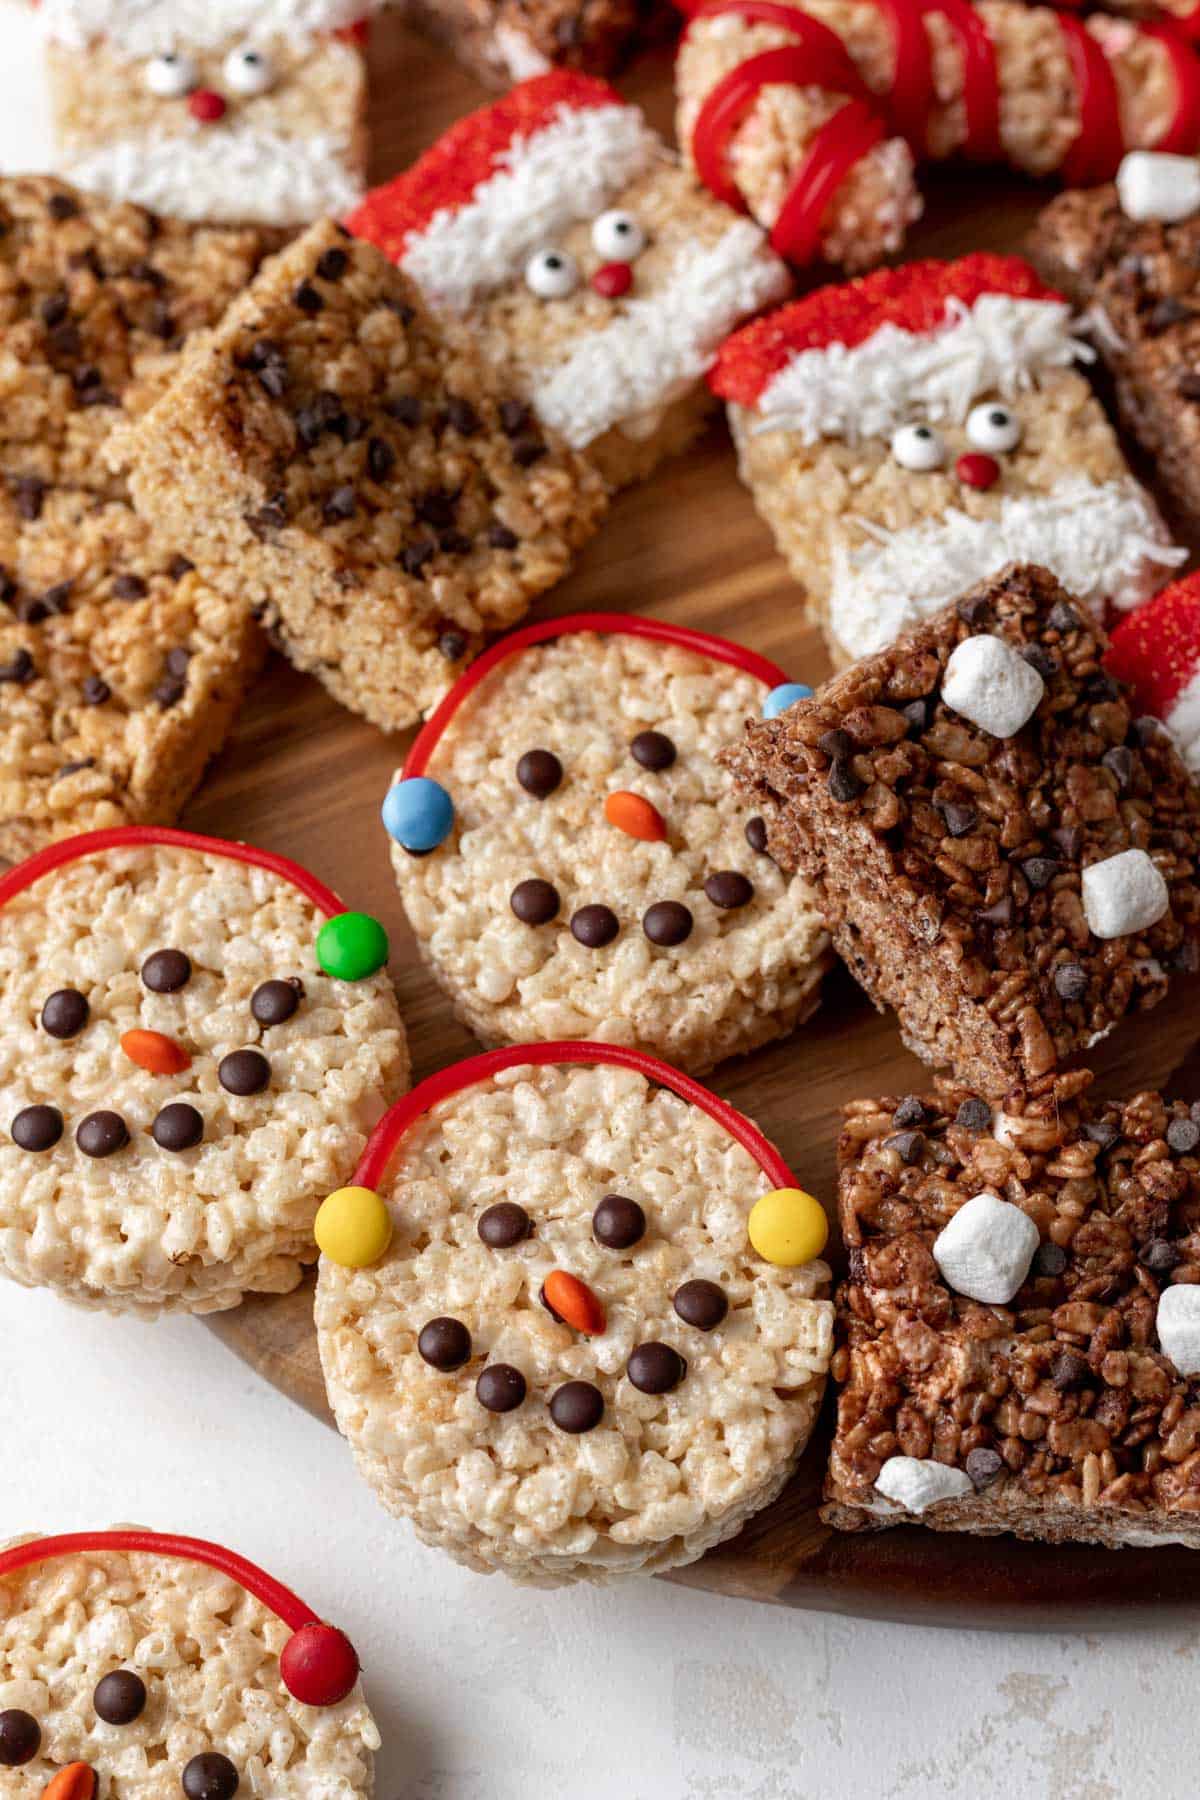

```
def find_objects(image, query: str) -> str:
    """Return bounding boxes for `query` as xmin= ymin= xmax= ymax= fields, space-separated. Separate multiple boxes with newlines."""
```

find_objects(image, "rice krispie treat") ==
xmin=315 ymin=1042 xmax=833 ymax=1584
xmin=0 ymin=1528 xmax=376 ymax=1796
xmin=709 ymin=254 xmax=1182 ymax=667
xmin=115 ymin=221 xmax=608 ymax=733
xmin=382 ymin=614 xmax=831 ymax=1074
xmin=1107 ymin=571 xmax=1200 ymax=774
xmin=723 ymin=563 xmax=1200 ymax=1098
xmin=407 ymin=0 xmax=672 ymax=86
xmin=674 ymin=0 xmax=1200 ymax=272
xmin=824 ymin=1078 xmax=1200 ymax=1550
xmin=37 ymin=0 xmax=369 ymax=228
xmin=0 ymin=826 xmax=408 ymax=1316
xmin=346 ymin=73 xmax=791 ymax=489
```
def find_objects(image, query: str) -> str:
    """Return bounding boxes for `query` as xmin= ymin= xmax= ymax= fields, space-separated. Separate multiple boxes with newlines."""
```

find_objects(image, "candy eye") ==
xmin=145 ymin=51 xmax=198 ymax=97
xmin=966 ymin=403 xmax=1023 ymax=453
xmin=524 ymin=248 xmax=579 ymax=300
xmin=591 ymin=210 xmax=646 ymax=261
xmin=890 ymin=423 xmax=946 ymax=472
xmin=222 ymin=44 xmax=277 ymax=95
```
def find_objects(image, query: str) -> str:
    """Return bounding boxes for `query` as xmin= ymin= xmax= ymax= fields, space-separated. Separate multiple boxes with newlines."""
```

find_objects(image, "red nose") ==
xmin=592 ymin=262 xmax=633 ymax=299
xmin=188 ymin=89 xmax=227 ymax=123
xmin=956 ymin=452 xmax=1000 ymax=491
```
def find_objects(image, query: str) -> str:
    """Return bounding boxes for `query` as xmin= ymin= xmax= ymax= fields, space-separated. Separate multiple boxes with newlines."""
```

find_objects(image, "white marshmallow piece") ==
xmin=933 ymin=1191 xmax=1040 ymax=1305
xmin=1158 ymin=1284 xmax=1200 ymax=1375
xmin=1116 ymin=151 xmax=1200 ymax=225
xmin=874 ymin=1456 xmax=974 ymax=1514
xmin=942 ymin=634 xmax=1045 ymax=738
xmin=1081 ymin=848 xmax=1170 ymax=940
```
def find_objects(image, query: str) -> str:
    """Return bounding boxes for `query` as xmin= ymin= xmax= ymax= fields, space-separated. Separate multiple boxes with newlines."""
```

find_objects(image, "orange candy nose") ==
xmin=120 ymin=1028 xmax=191 ymax=1075
xmin=604 ymin=790 xmax=666 ymax=841
xmin=43 ymin=1766 xmax=96 ymax=1800
xmin=542 ymin=1269 xmax=607 ymax=1335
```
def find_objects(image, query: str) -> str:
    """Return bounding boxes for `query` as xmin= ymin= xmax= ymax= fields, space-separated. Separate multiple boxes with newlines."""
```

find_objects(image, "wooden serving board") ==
xmin=198 ymin=17 xmax=1200 ymax=1624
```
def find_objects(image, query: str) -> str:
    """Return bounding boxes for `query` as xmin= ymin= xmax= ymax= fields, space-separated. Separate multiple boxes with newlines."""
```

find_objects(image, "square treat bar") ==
xmin=0 ymin=483 xmax=264 ymax=857
xmin=116 ymin=221 xmax=608 ymax=733
xmin=825 ymin=1079 xmax=1200 ymax=1550
xmin=723 ymin=564 xmax=1200 ymax=1098
xmin=0 ymin=174 xmax=278 ymax=496
xmin=406 ymin=0 xmax=673 ymax=87
xmin=39 ymin=0 xmax=368 ymax=227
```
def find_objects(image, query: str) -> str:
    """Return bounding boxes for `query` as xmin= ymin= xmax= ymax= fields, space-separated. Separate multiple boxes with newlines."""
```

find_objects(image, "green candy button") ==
xmin=317 ymin=911 xmax=389 ymax=981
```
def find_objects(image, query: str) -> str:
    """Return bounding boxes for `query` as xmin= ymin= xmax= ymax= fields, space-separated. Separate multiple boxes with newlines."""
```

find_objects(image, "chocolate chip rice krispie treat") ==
xmin=347 ymin=74 xmax=791 ymax=490
xmin=709 ymin=255 xmax=1182 ymax=668
xmin=0 ymin=827 xmax=408 ymax=1316
xmin=0 ymin=1528 xmax=377 ymax=1796
xmin=724 ymin=564 xmax=1200 ymax=1098
xmin=315 ymin=1044 xmax=833 ymax=1584
xmin=825 ymin=1078 xmax=1200 ymax=1549
xmin=382 ymin=615 xmax=831 ymax=1074
xmin=115 ymin=221 xmax=608 ymax=733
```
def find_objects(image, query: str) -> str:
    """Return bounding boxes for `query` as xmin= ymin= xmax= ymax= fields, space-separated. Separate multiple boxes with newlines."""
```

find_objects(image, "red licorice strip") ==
xmin=1142 ymin=23 xmax=1200 ymax=154
xmin=354 ymin=1042 xmax=797 ymax=1192
xmin=693 ymin=43 xmax=870 ymax=210
xmin=1170 ymin=0 xmax=1200 ymax=42
xmin=874 ymin=0 xmax=934 ymax=151
xmin=0 ymin=827 xmax=344 ymax=919
xmin=770 ymin=101 xmax=887 ymax=264
xmin=1058 ymin=14 xmax=1126 ymax=185
xmin=403 ymin=612 xmax=789 ymax=780
xmin=921 ymin=0 xmax=1000 ymax=160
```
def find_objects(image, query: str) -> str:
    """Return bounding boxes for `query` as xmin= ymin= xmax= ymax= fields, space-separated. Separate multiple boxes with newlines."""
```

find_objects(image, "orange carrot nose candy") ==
xmin=43 ymin=1766 xmax=96 ymax=1800
xmin=604 ymin=790 xmax=666 ymax=842
xmin=541 ymin=1269 xmax=606 ymax=1335
xmin=120 ymin=1028 xmax=192 ymax=1075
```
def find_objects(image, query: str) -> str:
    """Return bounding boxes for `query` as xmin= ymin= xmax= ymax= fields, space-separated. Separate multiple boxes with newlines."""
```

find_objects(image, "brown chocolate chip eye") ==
xmin=41 ymin=986 xmax=89 ymax=1038
xmin=418 ymin=1316 xmax=472 ymax=1370
xmin=516 ymin=748 xmax=562 ymax=798
xmin=570 ymin=904 xmax=619 ymax=948
xmin=592 ymin=1194 xmax=645 ymax=1249
xmin=673 ymin=1278 xmax=727 ymax=1330
xmin=745 ymin=816 xmax=769 ymax=855
xmin=477 ymin=1201 xmax=531 ymax=1247
xmin=510 ymin=879 xmax=560 ymax=925
xmin=549 ymin=1380 xmax=604 ymax=1433
xmin=182 ymin=1751 xmax=240 ymax=1799
xmin=152 ymin=1101 xmax=204 ymax=1152
xmin=94 ymin=1669 xmax=147 ymax=1724
xmin=218 ymin=1049 xmax=270 ymax=1096
xmin=642 ymin=901 xmax=692 ymax=946
xmin=704 ymin=871 xmax=753 ymax=910
xmin=627 ymin=1342 xmax=687 ymax=1394
xmin=76 ymin=1109 xmax=129 ymax=1157
xmin=0 ymin=1708 xmax=40 ymax=1766
xmin=476 ymin=1363 xmax=527 ymax=1412
xmin=250 ymin=978 xmax=303 ymax=1026
xmin=12 ymin=1104 xmax=63 ymax=1152
xmin=630 ymin=729 xmax=676 ymax=771
xmin=141 ymin=947 xmax=192 ymax=992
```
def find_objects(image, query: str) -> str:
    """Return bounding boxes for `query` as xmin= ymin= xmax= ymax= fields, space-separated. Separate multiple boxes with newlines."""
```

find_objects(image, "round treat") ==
xmin=388 ymin=618 xmax=830 ymax=1074
xmin=316 ymin=1044 xmax=833 ymax=1585
xmin=0 ymin=1531 xmax=377 ymax=1798
xmin=0 ymin=829 xmax=409 ymax=1317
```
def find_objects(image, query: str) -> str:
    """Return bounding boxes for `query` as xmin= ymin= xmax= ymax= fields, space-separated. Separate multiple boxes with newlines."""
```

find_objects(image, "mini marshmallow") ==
xmin=1116 ymin=152 xmax=1200 ymax=225
xmin=932 ymin=1190 xmax=1039 ymax=1304
xmin=1081 ymin=848 xmax=1170 ymax=940
xmin=874 ymin=1456 xmax=974 ymax=1514
xmin=1156 ymin=1283 xmax=1200 ymax=1375
xmin=942 ymin=633 xmax=1045 ymax=738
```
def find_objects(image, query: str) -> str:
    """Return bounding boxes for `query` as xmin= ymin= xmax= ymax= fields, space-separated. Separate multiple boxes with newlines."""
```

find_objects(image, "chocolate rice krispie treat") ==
xmin=724 ymin=564 xmax=1200 ymax=1097
xmin=407 ymin=0 xmax=671 ymax=86
xmin=824 ymin=1078 xmax=1200 ymax=1550
xmin=115 ymin=222 xmax=608 ymax=733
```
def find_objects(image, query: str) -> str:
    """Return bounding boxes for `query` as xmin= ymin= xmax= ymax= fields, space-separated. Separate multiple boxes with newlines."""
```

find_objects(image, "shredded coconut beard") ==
xmin=57 ymin=130 xmax=364 ymax=227
xmin=752 ymin=296 xmax=1095 ymax=445
xmin=828 ymin=476 xmax=1185 ymax=661
xmin=37 ymin=0 xmax=369 ymax=53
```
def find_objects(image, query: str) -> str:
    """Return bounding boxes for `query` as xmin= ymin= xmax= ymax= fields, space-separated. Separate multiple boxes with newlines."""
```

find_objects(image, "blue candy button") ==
xmin=381 ymin=777 xmax=454 ymax=852
xmin=762 ymin=682 xmax=813 ymax=720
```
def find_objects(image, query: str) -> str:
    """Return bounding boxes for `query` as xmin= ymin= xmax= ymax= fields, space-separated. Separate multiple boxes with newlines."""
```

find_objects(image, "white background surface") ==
xmin=2 ymin=13 xmax=1200 ymax=1795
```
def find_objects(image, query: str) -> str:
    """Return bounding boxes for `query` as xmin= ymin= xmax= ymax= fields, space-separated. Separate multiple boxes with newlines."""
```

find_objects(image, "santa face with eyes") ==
xmin=710 ymin=254 xmax=1185 ymax=667
xmin=38 ymin=0 xmax=369 ymax=227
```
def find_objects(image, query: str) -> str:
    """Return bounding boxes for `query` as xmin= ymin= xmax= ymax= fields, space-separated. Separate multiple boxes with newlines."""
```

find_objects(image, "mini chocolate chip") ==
xmin=94 ymin=1669 xmax=147 ymax=1725
xmin=437 ymin=629 xmax=468 ymax=661
xmin=315 ymin=246 xmax=349 ymax=282
xmin=516 ymin=748 xmax=562 ymax=798
xmin=1034 ymin=1242 xmax=1068 ymax=1277
xmin=704 ymin=871 xmax=754 ymax=910
xmin=1167 ymin=1117 xmax=1200 ymax=1155
xmin=0 ymin=649 xmax=35 ymax=684
xmin=901 ymin=696 xmax=932 ymax=735
xmin=295 ymin=390 xmax=345 ymax=446
xmin=1140 ymin=1238 xmax=1180 ymax=1274
xmin=415 ymin=487 xmax=459 ymax=529
xmin=818 ymin=728 xmax=853 ymax=760
xmin=142 ymin=947 xmax=191 ymax=994
xmin=476 ymin=1363 xmax=527 ymax=1412
xmin=82 ymin=674 xmax=111 ymax=705
xmin=40 ymin=292 xmax=69 ymax=328
xmin=167 ymin=554 xmax=194 ymax=581
xmin=1047 ymin=601 xmax=1081 ymax=636
xmin=500 ymin=399 xmax=532 ymax=435
xmin=78 ymin=383 xmax=117 ymax=409
xmin=847 ymin=1247 xmax=867 ymax=1283
xmin=112 ymin=573 xmax=147 ymax=600
xmin=366 ymin=436 xmax=395 ymax=483
xmin=571 ymin=904 xmax=619 ymax=948
xmin=247 ymin=339 xmax=288 ymax=397
xmin=438 ymin=530 xmax=472 ymax=556
xmin=56 ymin=759 xmax=94 ymax=780
xmin=885 ymin=1130 xmax=925 ymax=1165
xmin=643 ymin=901 xmax=692 ymax=946
xmin=977 ymin=895 xmax=1014 ymax=928
xmin=745 ymin=816 xmax=769 ymax=854
xmin=0 ymin=1709 xmax=40 ymax=1766
xmin=12 ymin=477 xmax=45 ymax=521
xmin=511 ymin=878 xmax=560 ymax=925
xmin=1050 ymin=1348 xmax=1091 ymax=1391
xmin=549 ymin=1380 xmax=604 ymax=1433
xmin=1054 ymin=962 xmax=1089 ymax=1002
xmin=251 ymin=978 xmax=302 ymax=1026
xmin=12 ymin=1104 xmax=63 ymax=1152
xmin=478 ymin=1201 xmax=531 ymax=1248
xmin=673 ymin=1278 xmax=727 ymax=1330
xmin=955 ymin=1097 xmax=991 ymax=1132
xmin=1102 ymin=745 xmax=1134 ymax=792
xmin=593 ymin=1194 xmax=645 ymax=1249
xmin=630 ymin=729 xmax=676 ymax=771
xmin=1084 ymin=1117 xmax=1120 ymax=1150
xmin=1021 ymin=644 xmax=1057 ymax=681
xmin=294 ymin=281 xmax=324 ymax=313
xmin=956 ymin=593 xmax=991 ymax=627
xmin=892 ymin=1095 xmax=927 ymax=1128
xmin=152 ymin=1101 xmax=204 ymax=1152
xmin=218 ymin=1049 xmax=270 ymax=1096
xmin=1179 ymin=370 xmax=1200 ymax=401
xmin=828 ymin=758 xmax=864 ymax=803
xmin=965 ymin=1447 xmax=1003 ymax=1489
xmin=1022 ymin=857 xmax=1060 ymax=891
xmin=1130 ymin=715 xmax=1163 ymax=746
xmin=182 ymin=1751 xmax=240 ymax=1800
xmin=1150 ymin=296 xmax=1193 ymax=332
xmin=386 ymin=393 xmax=422 ymax=427
xmin=165 ymin=646 xmax=191 ymax=677
xmin=400 ymin=540 xmax=437 ymax=577
xmin=322 ymin=485 xmax=356 ymax=523
xmin=418 ymin=1316 xmax=471 ymax=1370
xmin=17 ymin=584 xmax=67 ymax=623
xmin=940 ymin=802 xmax=977 ymax=838
xmin=627 ymin=1342 xmax=686 ymax=1395
xmin=41 ymin=987 xmax=89 ymax=1038
xmin=48 ymin=192 xmax=80 ymax=219
xmin=445 ymin=396 xmax=480 ymax=436
xmin=1085 ymin=672 xmax=1121 ymax=704
xmin=76 ymin=1110 xmax=129 ymax=1157
xmin=154 ymin=674 xmax=186 ymax=708
xmin=487 ymin=522 xmax=519 ymax=549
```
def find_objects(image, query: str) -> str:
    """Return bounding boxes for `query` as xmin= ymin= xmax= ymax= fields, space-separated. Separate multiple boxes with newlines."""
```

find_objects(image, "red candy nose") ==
xmin=592 ymin=262 xmax=633 ymax=298
xmin=188 ymin=89 xmax=227 ymax=123
xmin=956 ymin=452 xmax=1000 ymax=490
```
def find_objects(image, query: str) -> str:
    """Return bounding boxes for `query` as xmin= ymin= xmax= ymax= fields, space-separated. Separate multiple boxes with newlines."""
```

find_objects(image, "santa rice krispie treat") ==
xmin=36 ymin=0 xmax=370 ymax=228
xmin=710 ymin=254 xmax=1183 ymax=667
xmin=381 ymin=613 xmax=831 ymax=1075
xmin=346 ymin=72 xmax=792 ymax=489
xmin=1107 ymin=571 xmax=1200 ymax=774
xmin=314 ymin=1042 xmax=833 ymax=1584
xmin=0 ymin=1528 xmax=376 ymax=1796
xmin=0 ymin=826 xmax=408 ymax=1316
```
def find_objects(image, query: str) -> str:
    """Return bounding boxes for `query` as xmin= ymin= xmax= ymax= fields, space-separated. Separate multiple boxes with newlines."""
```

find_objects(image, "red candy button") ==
xmin=956 ymin=451 xmax=1000 ymax=490
xmin=592 ymin=261 xmax=633 ymax=297
xmin=280 ymin=1622 xmax=361 ymax=1707
xmin=188 ymin=89 xmax=227 ymax=122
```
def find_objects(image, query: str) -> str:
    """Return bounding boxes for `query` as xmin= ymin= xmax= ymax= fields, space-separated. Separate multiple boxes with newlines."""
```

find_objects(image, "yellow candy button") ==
xmin=748 ymin=1188 xmax=828 ymax=1266
xmin=315 ymin=1186 xmax=393 ymax=1268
